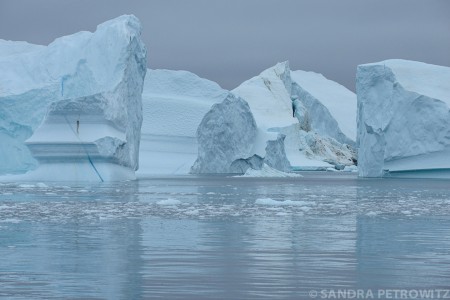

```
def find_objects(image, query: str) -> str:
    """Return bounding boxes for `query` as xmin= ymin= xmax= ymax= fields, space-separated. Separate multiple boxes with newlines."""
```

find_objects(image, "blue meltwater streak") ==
xmin=62 ymin=114 xmax=104 ymax=182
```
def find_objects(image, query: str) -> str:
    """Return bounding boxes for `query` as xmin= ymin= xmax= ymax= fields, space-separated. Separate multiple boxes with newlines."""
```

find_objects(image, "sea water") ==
xmin=1 ymin=173 xmax=449 ymax=299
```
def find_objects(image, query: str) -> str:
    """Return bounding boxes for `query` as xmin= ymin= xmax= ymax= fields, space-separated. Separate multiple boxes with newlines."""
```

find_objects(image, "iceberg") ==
xmin=0 ymin=15 xmax=147 ymax=181
xmin=191 ymin=94 xmax=258 ymax=173
xmin=190 ymin=93 xmax=295 ymax=174
xmin=232 ymin=61 xmax=357 ymax=171
xmin=192 ymin=61 xmax=357 ymax=174
xmin=138 ymin=69 xmax=228 ymax=175
xmin=357 ymin=59 xmax=450 ymax=178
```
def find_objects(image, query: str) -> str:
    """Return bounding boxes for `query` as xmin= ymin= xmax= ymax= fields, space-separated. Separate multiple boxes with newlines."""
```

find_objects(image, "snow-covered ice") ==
xmin=357 ymin=59 xmax=450 ymax=178
xmin=0 ymin=15 xmax=147 ymax=181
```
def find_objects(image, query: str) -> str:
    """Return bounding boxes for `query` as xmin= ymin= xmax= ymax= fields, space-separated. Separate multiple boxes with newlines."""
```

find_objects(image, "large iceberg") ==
xmin=191 ymin=61 xmax=357 ymax=174
xmin=138 ymin=69 xmax=228 ymax=175
xmin=357 ymin=59 xmax=450 ymax=178
xmin=0 ymin=15 xmax=147 ymax=181
xmin=232 ymin=61 xmax=357 ymax=171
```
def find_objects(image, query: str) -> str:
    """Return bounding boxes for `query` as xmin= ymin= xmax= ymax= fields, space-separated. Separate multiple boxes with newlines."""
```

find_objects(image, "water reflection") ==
xmin=0 ymin=219 xmax=144 ymax=299
xmin=0 ymin=175 xmax=450 ymax=299
xmin=356 ymin=216 xmax=450 ymax=290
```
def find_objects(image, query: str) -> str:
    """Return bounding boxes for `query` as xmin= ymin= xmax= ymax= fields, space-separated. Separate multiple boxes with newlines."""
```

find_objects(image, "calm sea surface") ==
xmin=1 ymin=173 xmax=450 ymax=299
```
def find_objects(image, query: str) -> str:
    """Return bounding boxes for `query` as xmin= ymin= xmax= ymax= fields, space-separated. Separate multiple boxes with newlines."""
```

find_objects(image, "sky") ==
xmin=0 ymin=0 xmax=449 ymax=91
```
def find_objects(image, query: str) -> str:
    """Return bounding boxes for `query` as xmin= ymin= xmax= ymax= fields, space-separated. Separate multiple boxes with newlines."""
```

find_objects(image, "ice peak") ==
xmin=42 ymin=15 xmax=143 ymax=51
xmin=272 ymin=61 xmax=290 ymax=77
xmin=260 ymin=61 xmax=291 ymax=88
xmin=96 ymin=14 xmax=142 ymax=37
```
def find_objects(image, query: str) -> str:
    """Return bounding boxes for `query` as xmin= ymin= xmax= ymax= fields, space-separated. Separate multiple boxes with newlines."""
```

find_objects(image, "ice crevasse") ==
xmin=0 ymin=15 xmax=147 ymax=181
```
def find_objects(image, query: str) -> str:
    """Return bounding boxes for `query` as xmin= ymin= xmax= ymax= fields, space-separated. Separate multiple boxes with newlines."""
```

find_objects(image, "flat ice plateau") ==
xmin=357 ymin=59 xmax=450 ymax=178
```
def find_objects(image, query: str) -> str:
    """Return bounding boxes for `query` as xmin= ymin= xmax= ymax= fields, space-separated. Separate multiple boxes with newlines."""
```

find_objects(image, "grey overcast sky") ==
xmin=0 ymin=0 xmax=449 ymax=91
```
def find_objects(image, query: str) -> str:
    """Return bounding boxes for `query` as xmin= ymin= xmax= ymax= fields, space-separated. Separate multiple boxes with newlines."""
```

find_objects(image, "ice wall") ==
xmin=357 ymin=59 xmax=450 ymax=178
xmin=0 ymin=15 xmax=147 ymax=181
xmin=138 ymin=69 xmax=228 ymax=175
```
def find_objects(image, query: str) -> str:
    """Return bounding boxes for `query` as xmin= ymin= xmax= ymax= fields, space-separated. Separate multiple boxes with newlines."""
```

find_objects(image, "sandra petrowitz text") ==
xmin=308 ymin=289 xmax=450 ymax=299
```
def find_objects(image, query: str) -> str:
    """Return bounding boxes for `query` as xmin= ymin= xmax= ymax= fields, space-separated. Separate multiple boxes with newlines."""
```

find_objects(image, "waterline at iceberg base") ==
xmin=1 ymin=174 xmax=450 ymax=299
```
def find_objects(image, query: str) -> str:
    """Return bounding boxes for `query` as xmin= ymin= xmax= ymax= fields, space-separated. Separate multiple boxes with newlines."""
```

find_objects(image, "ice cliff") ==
xmin=138 ymin=69 xmax=228 ymax=175
xmin=357 ymin=59 xmax=450 ymax=178
xmin=0 ymin=15 xmax=147 ymax=181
